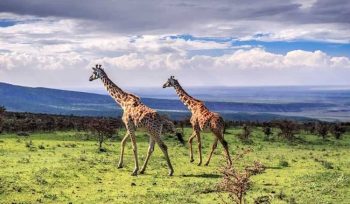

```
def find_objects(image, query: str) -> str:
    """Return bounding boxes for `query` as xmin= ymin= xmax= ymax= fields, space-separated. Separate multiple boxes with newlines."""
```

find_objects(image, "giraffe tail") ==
xmin=175 ymin=132 xmax=185 ymax=145
xmin=213 ymin=114 xmax=228 ymax=146
xmin=222 ymin=119 xmax=228 ymax=147
xmin=161 ymin=118 xmax=185 ymax=145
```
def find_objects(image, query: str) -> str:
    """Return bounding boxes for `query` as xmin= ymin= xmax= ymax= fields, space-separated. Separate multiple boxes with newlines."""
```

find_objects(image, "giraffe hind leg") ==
xmin=211 ymin=125 xmax=232 ymax=166
xmin=140 ymin=138 xmax=155 ymax=174
xmin=219 ymin=136 xmax=232 ymax=166
xmin=155 ymin=137 xmax=174 ymax=176
xmin=205 ymin=137 xmax=218 ymax=166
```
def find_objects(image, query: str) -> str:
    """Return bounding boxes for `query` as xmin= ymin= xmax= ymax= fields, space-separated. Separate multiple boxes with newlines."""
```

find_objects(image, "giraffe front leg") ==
xmin=129 ymin=132 xmax=139 ymax=176
xmin=188 ymin=132 xmax=196 ymax=163
xmin=140 ymin=138 xmax=155 ymax=174
xmin=117 ymin=133 xmax=130 ymax=168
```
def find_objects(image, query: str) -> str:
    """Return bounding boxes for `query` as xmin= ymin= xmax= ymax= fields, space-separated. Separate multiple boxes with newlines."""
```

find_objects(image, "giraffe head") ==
xmin=162 ymin=76 xmax=178 ymax=88
xmin=89 ymin=64 xmax=106 ymax=81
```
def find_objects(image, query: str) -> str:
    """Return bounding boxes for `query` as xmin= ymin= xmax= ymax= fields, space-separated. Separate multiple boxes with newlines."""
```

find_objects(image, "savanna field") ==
xmin=1 ymin=128 xmax=349 ymax=204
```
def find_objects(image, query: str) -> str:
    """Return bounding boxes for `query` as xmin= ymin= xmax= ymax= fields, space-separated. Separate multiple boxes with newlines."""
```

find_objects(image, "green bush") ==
xmin=279 ymin=160 xmax=289 ymax=167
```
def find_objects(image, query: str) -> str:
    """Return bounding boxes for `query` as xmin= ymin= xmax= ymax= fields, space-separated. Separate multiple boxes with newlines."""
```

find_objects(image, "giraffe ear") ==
xmin=92 ymin=67 xmax=97 ymax=71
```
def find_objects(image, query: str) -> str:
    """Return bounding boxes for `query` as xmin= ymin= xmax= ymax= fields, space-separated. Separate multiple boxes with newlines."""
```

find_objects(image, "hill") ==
xmin=0 ymin=82 xmax=333 ymax=121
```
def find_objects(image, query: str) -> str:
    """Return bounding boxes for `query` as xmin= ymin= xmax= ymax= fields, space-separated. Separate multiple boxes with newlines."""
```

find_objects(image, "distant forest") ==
xmin=1 ymin=106 xmax=349 ymax=142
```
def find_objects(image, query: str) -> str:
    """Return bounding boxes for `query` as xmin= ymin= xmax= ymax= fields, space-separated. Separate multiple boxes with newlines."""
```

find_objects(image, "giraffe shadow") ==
xmin=181 ymin=173 xmax=221 ymax=178
xmin=265 ymin=166 xmax=283 ymax=170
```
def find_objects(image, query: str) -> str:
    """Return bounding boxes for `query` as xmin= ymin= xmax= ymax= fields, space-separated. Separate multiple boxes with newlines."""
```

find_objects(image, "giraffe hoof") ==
xmin=168 ymin=170 xmax=174 ymax=176
xmin=139 ymin=170 xmax=145 ymax=174
xmin=131 ymin=168 xmax=138 ymax=176
xmin=204 ymin=162 xmax=209 ymax=166
xmin=117 ymin=164 xmax=123 ymax=169
xmin=197 ymin=162 xmax=202 ymax=166
xmin=190 ymin=159 xmax=194 ymax=163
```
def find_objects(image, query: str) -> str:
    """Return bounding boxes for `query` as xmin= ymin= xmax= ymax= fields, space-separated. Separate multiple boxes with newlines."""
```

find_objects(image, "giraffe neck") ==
xmin=100 ymin=75 xmax=128 ymax=106
xmin=173 ymin=82 xmax=200 ymax=112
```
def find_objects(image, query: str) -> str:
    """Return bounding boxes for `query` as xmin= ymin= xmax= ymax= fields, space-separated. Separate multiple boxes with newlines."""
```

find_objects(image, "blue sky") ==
xmin=234 ymin=40 xmax=350 ymax=57
xmin=170 ymin=34 xmax=350 ymax=57
xmin=0 ymin=0 xmax=350 ymax=89
xmin=0 ymin=19 xmax=18 ymax=27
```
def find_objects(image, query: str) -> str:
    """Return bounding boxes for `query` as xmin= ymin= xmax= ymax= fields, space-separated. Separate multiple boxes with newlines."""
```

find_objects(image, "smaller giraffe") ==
xmin=89 ymin=65 xmax=176 ymax=176
xmin=163 ymin=76 xmax=232 ymax=166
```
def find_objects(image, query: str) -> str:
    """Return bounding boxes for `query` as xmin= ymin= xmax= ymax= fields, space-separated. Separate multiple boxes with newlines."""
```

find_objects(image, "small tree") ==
xmin=302 ymin=122 xmax=316 ymax=134
xmin=89 ymin=119 xmax=117 ymax=152
xmin=237 ymin=124 xmax=252 ymax=143
xmin=331 ymin=123 xmax=346 ymax=140
xmin=316 ymin=122 xmax=329 ymax=140
xmin=277 ymin=120 xmax=299 ymax=141
xmin=262 ymin=125 xmax=272 ymax=141
xmin=0 ymin=106 xmax=5 ymax=134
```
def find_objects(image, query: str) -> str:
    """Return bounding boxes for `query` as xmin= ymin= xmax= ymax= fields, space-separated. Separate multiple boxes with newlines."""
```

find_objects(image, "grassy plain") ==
xmin=0 ymin=128 xmax=349 ymax=203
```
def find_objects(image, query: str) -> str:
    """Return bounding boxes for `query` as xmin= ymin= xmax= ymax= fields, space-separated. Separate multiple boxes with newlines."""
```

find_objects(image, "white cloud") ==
xmin=0 ymin=51 xmax=87 ymax=70
xmin=2 ymin=46 xmax=350 ymax=88
xmin=0 ymin=13 xmax=350 ymax=88
xmin=93 ymin=48 xmax=350 ymax=71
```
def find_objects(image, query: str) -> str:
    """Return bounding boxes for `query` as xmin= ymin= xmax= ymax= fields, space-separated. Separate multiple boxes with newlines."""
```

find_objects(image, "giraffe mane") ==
xmin=176 ymin=83 xmax=202 ymax=103
xmin=127 ymin=93 xmax=141 ymax=101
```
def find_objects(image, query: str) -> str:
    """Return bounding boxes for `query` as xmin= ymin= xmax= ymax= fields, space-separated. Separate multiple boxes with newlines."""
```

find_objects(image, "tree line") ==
xmin=0 ymin=108 xmax=121 ymax=133
xmin=231 ymin=120 xmax=348 ymax=142
xmin=0 ymin=106 xmax=348 ymax=142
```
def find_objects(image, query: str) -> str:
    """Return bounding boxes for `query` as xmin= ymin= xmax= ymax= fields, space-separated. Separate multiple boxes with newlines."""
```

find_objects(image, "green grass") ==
xmin=0 ymin=128 xmax=349 ymax=203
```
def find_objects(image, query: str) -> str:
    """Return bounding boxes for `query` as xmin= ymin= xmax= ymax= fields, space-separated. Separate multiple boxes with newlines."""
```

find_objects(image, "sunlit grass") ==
xmin=0 ymin=128 xmax=349 ymax=203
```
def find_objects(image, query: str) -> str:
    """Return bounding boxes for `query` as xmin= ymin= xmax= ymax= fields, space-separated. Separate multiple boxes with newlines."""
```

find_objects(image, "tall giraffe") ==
xmin=163 ymin=76 xmax=232 ymax=166
xmin=89 ymin=65 xmax=175 ymax=176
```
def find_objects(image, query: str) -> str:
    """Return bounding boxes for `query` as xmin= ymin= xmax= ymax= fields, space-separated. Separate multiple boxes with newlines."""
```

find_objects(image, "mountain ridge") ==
xmin=0 ymin=82 xmax=340 ymax=121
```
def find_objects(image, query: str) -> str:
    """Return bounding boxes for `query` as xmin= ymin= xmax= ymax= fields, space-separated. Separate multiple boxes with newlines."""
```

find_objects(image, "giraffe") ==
xmin=163 ymin=76 xmax=232 ymax=166
xmin=89 ymin=64 xmax=175 ymax=176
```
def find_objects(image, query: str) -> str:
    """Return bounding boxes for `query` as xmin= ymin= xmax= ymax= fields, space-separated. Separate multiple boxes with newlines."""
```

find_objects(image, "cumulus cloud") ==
xmin=0 ymin=1 xmax=349 ymax=89
xmin=95 ymin=48 xmax=350 ymax=71
xmin=2 ymin=40 xmax=350 ymax=88
xmin=0 ymin=51 xmax=86 ymax=71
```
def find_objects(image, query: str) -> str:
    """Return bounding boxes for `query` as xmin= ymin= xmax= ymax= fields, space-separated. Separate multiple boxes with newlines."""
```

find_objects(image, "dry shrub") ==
xmin=217 ymin=149 xmax=266 ymax=204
